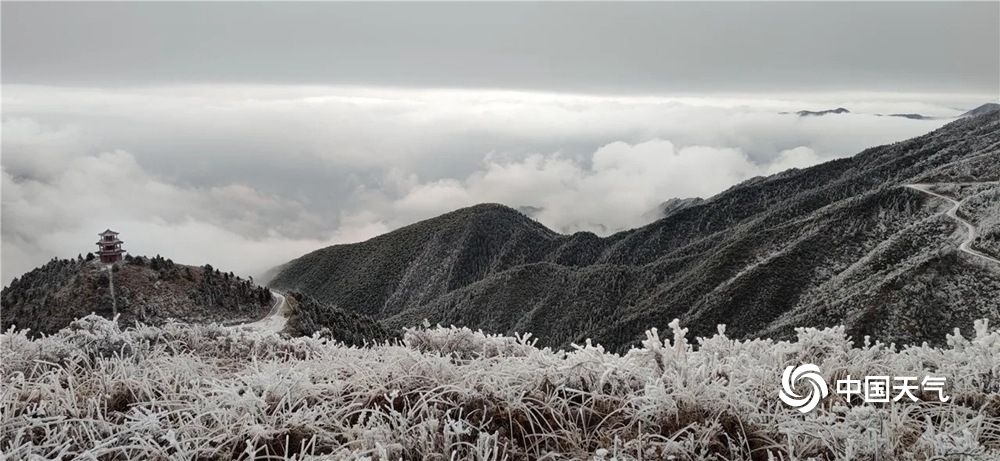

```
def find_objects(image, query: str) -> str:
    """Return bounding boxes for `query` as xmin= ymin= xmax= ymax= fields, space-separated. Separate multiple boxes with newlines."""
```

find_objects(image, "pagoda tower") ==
xmin=96 ymin=229 xmax=125 ymax=263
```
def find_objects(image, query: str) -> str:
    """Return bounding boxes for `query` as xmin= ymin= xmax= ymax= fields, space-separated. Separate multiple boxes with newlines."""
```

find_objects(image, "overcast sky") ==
xmin=4 ymin=2 xmax=998 ymax=93
xmin=2 ymin=2 xmax=999 ymax=286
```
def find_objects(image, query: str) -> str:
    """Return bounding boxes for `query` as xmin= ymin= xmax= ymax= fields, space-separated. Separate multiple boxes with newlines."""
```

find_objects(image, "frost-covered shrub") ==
xmin=2 ymin=317 xmax=999 ymax=460
xmin=403 ymin=324 xmax=538 ymax=360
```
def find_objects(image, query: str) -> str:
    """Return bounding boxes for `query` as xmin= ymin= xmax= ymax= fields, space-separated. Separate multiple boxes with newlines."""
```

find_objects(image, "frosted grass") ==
xmin=1 ymin=315 xmax=998 ymax=460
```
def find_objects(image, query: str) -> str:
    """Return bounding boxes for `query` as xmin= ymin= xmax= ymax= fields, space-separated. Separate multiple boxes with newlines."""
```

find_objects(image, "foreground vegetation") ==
xmin=2 ymin=316 xmax=998 ymax=460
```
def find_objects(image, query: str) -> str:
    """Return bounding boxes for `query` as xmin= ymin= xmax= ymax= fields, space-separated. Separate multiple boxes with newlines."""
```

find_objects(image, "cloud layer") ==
xmin=2 ymin=85 xmax=988 ymax=285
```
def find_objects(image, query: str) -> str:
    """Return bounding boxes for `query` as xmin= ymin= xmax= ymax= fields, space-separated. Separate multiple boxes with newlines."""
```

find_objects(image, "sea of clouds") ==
xmin=1 ymin=84 xmax=989 ymax=284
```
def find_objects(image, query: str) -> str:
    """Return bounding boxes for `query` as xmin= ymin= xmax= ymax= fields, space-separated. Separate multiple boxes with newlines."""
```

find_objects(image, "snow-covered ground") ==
xmin=905 ymin=182 xmax=1000 ymax=265
xmin=3 ymin=316 xmax=999 ymax=460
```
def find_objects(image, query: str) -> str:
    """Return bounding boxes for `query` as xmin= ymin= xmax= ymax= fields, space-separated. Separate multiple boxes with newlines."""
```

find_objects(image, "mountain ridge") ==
xmin=268 ymin=111 xmax=1000 ymax=352
xmin=962 ymin=102 xmax=1000 ymax=118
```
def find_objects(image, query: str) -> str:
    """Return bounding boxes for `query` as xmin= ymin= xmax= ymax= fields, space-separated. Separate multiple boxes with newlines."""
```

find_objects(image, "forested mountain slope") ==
xmin=269 ymin=111 xmax=1000 ymax=351
xmin=2 ymin=255 xmax=273 ymax=336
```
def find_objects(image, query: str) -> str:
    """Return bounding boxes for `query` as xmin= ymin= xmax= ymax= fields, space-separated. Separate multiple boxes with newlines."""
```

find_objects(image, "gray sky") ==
xmin=3 ymin=2 xmax=998 ymax=93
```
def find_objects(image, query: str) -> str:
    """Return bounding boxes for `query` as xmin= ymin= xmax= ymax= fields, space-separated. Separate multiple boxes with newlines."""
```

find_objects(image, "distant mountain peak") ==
xmin=878 ymin=113 xmax=933 ymax=120
xmin=784 ymin=107 xmax=938 ymax=120
xmin=793 ymin=107 xmax=850 ymax=117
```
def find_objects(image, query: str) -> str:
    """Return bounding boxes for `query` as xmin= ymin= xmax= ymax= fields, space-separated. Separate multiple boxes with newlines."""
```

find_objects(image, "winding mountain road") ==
xmin=235 ymin=290 xmax=290 ymax=334
xmin=905 ymin=183 xmax=1000 ymax=265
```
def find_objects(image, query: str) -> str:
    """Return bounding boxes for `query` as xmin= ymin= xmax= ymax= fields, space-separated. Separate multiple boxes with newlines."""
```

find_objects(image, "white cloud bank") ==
xmin=2 ymin=85 xmax=991 ymax=285
xmin=363 ymin=140 xmax=825 ymax=235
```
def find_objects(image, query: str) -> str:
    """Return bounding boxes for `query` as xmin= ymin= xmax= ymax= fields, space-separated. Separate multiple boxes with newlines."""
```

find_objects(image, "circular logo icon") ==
xmin=779 ymin=364 xmax=829 ymax=413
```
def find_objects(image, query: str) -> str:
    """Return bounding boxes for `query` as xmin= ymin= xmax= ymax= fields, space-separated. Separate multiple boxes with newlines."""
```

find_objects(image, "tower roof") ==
xmin=99 ymin=229 xmax=119 ymax=236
